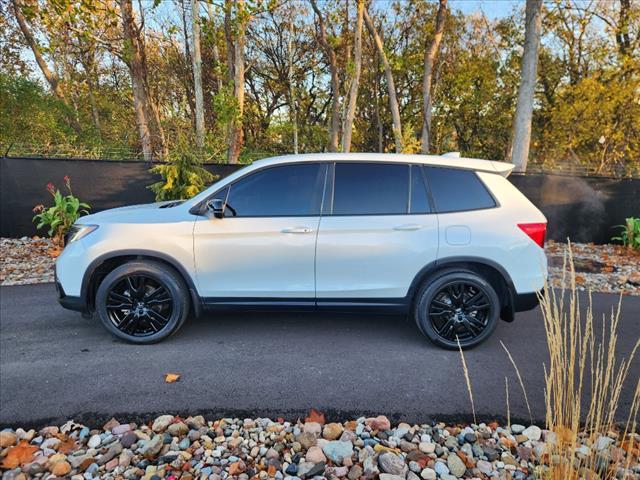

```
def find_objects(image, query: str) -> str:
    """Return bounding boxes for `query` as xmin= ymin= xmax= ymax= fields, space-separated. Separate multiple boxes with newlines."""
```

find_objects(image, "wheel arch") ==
xmin=81 ymin=250 xmax=202 ymax=317
xmin=408 ymin=256 xmax=516 ymax=322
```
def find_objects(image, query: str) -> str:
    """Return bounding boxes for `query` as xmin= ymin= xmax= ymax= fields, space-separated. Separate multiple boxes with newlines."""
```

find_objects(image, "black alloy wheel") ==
xmin=428 ymin=281 xmax=491 ymax=343
xmin=95 ymin=261 xmax=189 ymax=343
xmin=414 ymin=270 xmax=500 ymax=349
xmin=105 ymin=275 xmax=173 ymax=337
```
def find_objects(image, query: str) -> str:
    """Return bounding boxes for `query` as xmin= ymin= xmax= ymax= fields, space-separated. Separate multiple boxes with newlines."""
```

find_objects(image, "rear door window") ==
xmin=332 ymin=163 xmax=409 ymax=215
xmin=424 ymin=166 xmax=496 ymax=213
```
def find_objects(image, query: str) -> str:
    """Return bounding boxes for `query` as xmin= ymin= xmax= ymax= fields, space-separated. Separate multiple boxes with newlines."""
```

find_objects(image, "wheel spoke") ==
xmin=107 ymin=292 xmax=132 ymax=309
xmin=117 ymin=312 xmax=137 ymax=333
xmin=462 ymin=319 xmax=480 ymax=336
xmin=463 ymin=290 xmax=484 ymax=308
xmin=146 ymin=309 xmax=169 ymax=325
xmin=144 ymin=285 xmax=167 ymax=302
xmin=432 ymin=299 xmax=454 ymax=311
xmin=468 ymin=316 xmax=487 ymax=330
xmin=434 ymin=317 xmax=455 ymax=338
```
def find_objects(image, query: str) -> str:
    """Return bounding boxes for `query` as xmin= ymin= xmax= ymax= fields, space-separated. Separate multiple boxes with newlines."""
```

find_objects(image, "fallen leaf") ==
xmin=304 ymin=408 xmax=325 ymax=425
xmin=54 ymin=434 xmax=77 ymax=454
xmin=165 ymin=373 xmax=181 ymax=383
xmin=0 ymin=440 xmax=39 ymax=469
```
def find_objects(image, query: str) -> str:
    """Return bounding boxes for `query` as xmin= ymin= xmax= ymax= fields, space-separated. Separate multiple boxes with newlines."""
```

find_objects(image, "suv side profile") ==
xmin=56 ymin=153 xmax=547 ymax=349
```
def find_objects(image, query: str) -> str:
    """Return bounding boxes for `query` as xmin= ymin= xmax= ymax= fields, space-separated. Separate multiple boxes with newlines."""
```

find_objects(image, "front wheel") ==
xmin=95 ymin=261 xmax=189 ymax=344
xmin=413 ymin=270 xmax=500 ymax=349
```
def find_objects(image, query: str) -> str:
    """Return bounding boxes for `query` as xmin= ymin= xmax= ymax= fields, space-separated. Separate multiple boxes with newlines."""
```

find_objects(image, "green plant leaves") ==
xmin=32 ymin=180 xmax=91 ymax=242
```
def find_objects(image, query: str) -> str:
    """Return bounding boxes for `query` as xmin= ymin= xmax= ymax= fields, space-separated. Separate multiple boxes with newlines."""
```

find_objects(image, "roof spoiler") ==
xmin=440 ymin=152 xmax=515 ymax=177
xmin=490 ymin=161 xmax=515 ymax=178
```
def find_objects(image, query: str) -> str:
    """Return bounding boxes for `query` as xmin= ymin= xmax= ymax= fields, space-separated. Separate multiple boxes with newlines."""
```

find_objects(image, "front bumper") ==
xmin=55 ymin=270 xmax=87 ymax=313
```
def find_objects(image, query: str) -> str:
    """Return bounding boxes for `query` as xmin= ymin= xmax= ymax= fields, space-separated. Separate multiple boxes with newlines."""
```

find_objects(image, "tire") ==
xmin=95 ymin=261 xmax=189 ymax=344
xmin=413 ymin=269 xmax=500 ymax=350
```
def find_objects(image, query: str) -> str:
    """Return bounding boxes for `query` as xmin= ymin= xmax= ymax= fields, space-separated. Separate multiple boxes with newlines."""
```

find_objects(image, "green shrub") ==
xmin=32 ymin=176 xmax=90 ymax=245
xmin=612 ymin=217 xmax=640 ymax=250
xmin=148 ymin=147 xmax=217 ymax=201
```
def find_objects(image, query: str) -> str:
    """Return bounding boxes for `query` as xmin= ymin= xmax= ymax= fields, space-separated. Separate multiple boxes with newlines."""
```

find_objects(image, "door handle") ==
xmin=281 ymin=226 xmax=313 ymax=234
xmin=393 ymin=224 xmax=422 ymax=231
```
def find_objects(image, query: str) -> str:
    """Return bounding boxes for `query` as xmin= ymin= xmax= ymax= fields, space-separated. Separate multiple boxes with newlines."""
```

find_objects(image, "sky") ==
xmin=450 ymin=0 xmax=521 ymax=19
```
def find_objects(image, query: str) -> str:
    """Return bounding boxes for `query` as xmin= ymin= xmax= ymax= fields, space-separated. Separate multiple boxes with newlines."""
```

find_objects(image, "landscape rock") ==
xmin=446 ymin=453 xmax=466 ymax=478
xmin=378 ymin=452 xmax=407 ymax=476
xmin=0 ymin=413 xmax=636 ymax=480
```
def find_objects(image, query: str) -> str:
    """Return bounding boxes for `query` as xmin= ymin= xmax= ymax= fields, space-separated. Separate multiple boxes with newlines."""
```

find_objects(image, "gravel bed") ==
xmin=0 ymin=238 xmax=56 ymax=286
xmin=1 ymin=415 xmax=639 ymax=480
xmin=546 ymin=240 xmax=640 ymax=295
xmin=1 ymin=237 xmax=639 ymax=296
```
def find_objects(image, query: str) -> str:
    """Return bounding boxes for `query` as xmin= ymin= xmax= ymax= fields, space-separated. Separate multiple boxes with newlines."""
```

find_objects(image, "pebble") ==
xmin=87 ymin=434 xmax=101 ymax=448
xmin=0 ymin=414 xmax=636 ymax=480
xmin=511 ymin=424 xmax=525 ymax=434
xmin=322 ymin=441 xmax=353 ymax=465
xmin=152 ymin=415 xmax=174 ymax=433
xmin=378 ymin=452 xmax=407 ymax=476
xmin=0 ymin=430 xmax=18 ymax=447
xmin=434 ymin=461 xmax=449 ymax=476
xmin=420 ymin=467 xmax=436 ymax=480
xmin=419 ymin=442 xmax=435 ymax=454
xmin=523 ymin=425 xmax=542 ymax=442
xmin=51 ymin=460 xmax=72 ymax=476
xmin=447 ymin=453 xmax=466 ymax=478
xmin=323 ymin=423 xmax=344 ymax=440
xmin=305 ymin=446 xmax=326 ymax=463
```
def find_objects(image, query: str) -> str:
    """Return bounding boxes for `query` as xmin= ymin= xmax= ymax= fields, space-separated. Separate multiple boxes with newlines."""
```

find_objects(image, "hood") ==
xmin=77 ymin=200 xmax=185 ymax=224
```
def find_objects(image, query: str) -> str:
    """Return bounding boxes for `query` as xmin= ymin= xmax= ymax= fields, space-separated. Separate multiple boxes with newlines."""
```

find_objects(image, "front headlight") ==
xmin=65 ymin=224 xmax=99 ymax=245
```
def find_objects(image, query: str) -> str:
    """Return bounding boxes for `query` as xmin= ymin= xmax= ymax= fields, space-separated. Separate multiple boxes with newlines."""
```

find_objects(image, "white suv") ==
xmin=56 ymin=153 xmax=547 ymax=349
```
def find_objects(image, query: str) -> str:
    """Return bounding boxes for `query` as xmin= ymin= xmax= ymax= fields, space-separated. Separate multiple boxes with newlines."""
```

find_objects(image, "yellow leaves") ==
xmin=165 ymin=372 xmax=180 ymax=383
xmin=0 ymin=440 xmax=38 ymax=469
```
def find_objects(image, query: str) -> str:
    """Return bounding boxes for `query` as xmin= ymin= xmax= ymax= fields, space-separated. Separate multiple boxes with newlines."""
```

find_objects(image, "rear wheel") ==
xmin=95 ymin=261 xmax=189 ymax=343
xmin=413 ymin=270 xmax=500 ymax=349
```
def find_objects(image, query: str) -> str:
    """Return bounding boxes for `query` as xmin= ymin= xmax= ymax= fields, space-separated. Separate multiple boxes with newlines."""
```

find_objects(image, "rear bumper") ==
xmin=513 ymin=291 xmax=541 ymax=312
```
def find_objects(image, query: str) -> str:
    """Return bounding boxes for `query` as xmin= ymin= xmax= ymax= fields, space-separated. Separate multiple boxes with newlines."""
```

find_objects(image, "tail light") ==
xmin=518 ymin=222 xmax=547 ymax=248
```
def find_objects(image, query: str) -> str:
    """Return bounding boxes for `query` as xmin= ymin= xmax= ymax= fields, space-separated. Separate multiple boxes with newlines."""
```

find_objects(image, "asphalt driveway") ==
xmin=1 ymin=284 xmax=638 ymax=427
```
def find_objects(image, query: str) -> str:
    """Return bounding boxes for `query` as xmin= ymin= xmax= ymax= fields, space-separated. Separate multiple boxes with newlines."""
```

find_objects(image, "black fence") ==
xmin=1 ymin=156 xmax=639 ymax=243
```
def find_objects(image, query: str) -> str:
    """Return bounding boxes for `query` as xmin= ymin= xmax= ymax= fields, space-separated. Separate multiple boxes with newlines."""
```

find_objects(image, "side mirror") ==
xmin=206 ymin=198 xmax=225 ymax=219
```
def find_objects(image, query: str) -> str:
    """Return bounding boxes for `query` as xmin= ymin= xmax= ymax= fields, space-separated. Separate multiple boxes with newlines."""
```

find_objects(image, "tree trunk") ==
xmin=310 ymin=0 xmax=340 ymax=152
xmin=363 ymin=8 xmax=402 ymax=153
xmin=421 ymin=0 xmax=447 ymax=154
xmin=86 ymin=74 xmax=102 ymax=138
xmin=119 ymin=0 xmax=154 ymax=161
xmin=511 ymin=0 xmax=543 ymax=173
xmin=616 ymin=0 xmax=631 ymax=58
xmin=191 ymin=0 xmax=205 ymax=148
xmin=224 ymin=0 xmax=247 ymax=164
xmin=207 ymin=3 xmax=224 ymax=93
xmin=341 ymin=0 xmax=364 ymax=153
xmin=12 ymin=0 xmax=83 ymax=134
xmin=287 ymin=14 xmax=299 ymax=154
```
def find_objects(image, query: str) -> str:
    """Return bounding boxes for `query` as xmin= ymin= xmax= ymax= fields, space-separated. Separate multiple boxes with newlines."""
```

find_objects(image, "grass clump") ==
xmin=538 ymin=246 xmax=640 ymax=479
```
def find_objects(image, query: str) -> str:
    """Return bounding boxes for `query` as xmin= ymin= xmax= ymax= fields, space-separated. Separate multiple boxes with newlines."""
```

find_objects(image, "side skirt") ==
xmin=201 ymin=297 xmax=409 ymax=314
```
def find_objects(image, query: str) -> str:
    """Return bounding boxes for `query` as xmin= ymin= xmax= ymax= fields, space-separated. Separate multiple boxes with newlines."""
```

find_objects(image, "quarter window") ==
xmin=224 ymin=163 xmax=325 ymax=217
xmin=333 ymin=163 xmax=409 ymax=215
xmin=424 ymin=166 xmax=496 ymax=213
